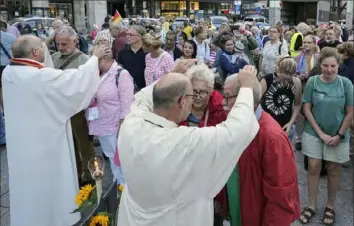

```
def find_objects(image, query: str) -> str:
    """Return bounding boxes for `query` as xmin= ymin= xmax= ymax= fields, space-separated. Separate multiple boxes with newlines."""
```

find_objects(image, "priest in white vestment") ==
xmin=2 ymin=35 xmax=110 ymax=226
xmin=117 ymin=62 xmax=260 ymax=226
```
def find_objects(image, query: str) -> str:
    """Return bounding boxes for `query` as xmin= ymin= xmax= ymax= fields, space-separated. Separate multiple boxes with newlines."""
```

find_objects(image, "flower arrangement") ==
xmin=72 ymin=184 xmax=97 ymax=213
xmin=89 ymin=212 xmax=113 ymax=226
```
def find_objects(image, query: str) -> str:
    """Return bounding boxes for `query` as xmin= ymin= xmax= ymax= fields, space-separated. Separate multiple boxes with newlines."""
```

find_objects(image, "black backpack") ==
xmin=78 ymin=35 xmax=88 ymax=54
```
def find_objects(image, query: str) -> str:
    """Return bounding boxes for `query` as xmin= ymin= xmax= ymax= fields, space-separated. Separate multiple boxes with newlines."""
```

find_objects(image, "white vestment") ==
xmin=2 ymin=56 xmax=100 ymax=226
xmin=117 ymin=84 xmax=259 ymax=226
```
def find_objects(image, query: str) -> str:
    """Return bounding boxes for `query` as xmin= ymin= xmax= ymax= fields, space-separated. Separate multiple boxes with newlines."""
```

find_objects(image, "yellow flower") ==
xmin=89 ymin=215 xmax=109 ymax=226
xmin=118 ymin=184 xmax=124 ymax=192
xmin=75 ymin=184 xmax=96 ymax=207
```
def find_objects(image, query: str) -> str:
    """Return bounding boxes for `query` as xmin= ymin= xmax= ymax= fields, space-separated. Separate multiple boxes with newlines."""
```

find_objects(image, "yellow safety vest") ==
xmin=290 ymin=32 xmax=303 ymax=57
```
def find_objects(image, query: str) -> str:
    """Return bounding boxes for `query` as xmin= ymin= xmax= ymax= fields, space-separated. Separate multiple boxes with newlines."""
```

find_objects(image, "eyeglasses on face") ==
xmin=182 ymin=94 xmax=198 ymax=101
xmin=193 ymin=89 xmax=209 ymax=98
xmin=222 ymin=94 xmax=238 ymax=105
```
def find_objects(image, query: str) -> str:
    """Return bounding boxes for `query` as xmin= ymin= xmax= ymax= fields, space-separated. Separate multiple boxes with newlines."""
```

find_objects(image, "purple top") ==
xmin=7 ymin=25 xmax=20 ymax=38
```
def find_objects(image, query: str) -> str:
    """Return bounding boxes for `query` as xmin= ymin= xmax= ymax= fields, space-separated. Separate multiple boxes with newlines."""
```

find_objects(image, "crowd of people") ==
xmin=0 ymin=14 xmax=353 ymax=226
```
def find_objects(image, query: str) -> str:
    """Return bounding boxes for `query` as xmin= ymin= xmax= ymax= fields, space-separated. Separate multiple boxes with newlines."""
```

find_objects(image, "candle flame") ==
xmin=94 ymin=160 xmax=99 ymax=170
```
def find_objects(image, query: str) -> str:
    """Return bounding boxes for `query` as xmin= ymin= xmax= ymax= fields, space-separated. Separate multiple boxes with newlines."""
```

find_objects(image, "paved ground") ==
xmin=1 ymin=147 xmax=353 ymax=225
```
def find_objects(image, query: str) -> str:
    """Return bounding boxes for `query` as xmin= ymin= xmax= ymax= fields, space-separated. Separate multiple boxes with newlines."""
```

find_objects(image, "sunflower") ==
xmin=89 ymin=214 xmax=109 ymax=226
xmin=75 ymin=184 xmax=96 ymax=207
xmin=118 ymin=184 xmax=124 ymax=192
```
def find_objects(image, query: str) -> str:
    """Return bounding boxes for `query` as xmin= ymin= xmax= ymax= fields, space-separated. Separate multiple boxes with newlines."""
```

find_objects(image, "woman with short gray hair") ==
xmin=180 ymin=64 xmax=228 ymax=224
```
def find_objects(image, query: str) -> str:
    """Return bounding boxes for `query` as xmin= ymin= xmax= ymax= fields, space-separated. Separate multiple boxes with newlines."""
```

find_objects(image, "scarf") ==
xmin=227 ymin=105 xmax=263 ymax=226
xmin=296 ymin=52 xmax=316 ymax=74
xmin=10 ymin=58 xmax=44 ymax=69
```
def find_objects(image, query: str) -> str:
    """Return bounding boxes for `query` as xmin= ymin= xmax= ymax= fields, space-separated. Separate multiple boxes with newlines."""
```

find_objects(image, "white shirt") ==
xmin=193 ymin=38 xmax=211 ymax=62
xmin=117 ymin=83 xmax=259 ymax=226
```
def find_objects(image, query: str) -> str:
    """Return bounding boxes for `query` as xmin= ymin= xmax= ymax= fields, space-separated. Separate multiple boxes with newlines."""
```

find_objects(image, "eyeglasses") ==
xmin=268 ymin=30 xmax=279 ymax=33
xmin=222 ymin=94 xmax=238 ymax=105
xmin=184 ymin=94 xmax=198 ymax=101
xmin=193 ymin=89 xmax=209 ymax=98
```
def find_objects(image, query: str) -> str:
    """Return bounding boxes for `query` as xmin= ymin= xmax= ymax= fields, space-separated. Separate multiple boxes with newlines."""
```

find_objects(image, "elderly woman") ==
xmin=179 ymin=64 xmax=227 ymax=225
xmin=87 ymin=44 xmax=135 ymax=185
xmin=299 ymin=47 xmax=353 ymax=225
xmin=142 ymin=33 xmax=174 ymax=86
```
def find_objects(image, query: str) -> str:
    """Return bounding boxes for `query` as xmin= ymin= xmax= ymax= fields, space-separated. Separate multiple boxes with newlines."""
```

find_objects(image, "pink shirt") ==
xmin=144 ymin=51 xmax=174 ymax=86
xmin=88 ymin=61 xmax=134 ymax=136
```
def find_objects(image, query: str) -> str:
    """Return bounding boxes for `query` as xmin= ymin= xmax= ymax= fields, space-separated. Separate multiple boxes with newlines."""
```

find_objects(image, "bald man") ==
xmin=117 ymin=62 xmax=260 ymax=226
xmin=2 ymin=35 xmax=109 ymax=226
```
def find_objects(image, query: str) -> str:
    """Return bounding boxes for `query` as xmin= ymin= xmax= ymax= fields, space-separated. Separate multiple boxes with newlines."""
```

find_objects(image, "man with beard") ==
xmin=52 ymin=26 xmax=96 ymax=186
xmin=2 ymin=35 xmax=109 ymax=226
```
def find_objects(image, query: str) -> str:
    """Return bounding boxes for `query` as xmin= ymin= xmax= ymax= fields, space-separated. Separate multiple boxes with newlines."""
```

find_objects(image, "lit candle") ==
xmin=94 ymin=159 xmax=103 ymax=201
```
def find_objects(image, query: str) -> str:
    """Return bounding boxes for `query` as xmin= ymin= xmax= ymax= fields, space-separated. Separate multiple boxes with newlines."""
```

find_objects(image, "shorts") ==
xmin=302 ymin=132 xmax=350 ymax=164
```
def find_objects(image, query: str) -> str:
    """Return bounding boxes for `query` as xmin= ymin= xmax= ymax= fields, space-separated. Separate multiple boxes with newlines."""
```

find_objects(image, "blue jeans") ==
xmin=98 ymin=132 xmax=125 ymax=185
xmin=0 ymin=108 xmax=5 ymax=145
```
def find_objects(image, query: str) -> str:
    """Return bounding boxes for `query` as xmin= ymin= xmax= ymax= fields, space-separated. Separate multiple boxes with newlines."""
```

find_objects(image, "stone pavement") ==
xmin=0 ymin=147 xmax=353 ymax=225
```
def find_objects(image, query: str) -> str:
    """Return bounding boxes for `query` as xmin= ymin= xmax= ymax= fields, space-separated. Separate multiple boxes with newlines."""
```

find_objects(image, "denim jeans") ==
xmin=98 ymin=132 xmax=125 ymax=185
xmin=0 ymin=108 xmax=5 ymax=145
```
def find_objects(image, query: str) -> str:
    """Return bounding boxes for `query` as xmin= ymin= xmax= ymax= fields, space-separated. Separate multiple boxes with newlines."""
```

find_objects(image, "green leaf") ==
xmin=71 ymin=200 xmax=94 ymax=213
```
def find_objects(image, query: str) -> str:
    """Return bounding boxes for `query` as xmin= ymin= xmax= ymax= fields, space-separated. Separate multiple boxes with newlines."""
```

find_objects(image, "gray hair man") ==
xmin=222 ymin=73 xmax=300 ymax=225
xmin=117 ymin=62 xmax=260 ymax=226
xmin=2 ymin=34 xmax=109 ymax=226
xmin=52 ymin=25 xmax=97 ymax=186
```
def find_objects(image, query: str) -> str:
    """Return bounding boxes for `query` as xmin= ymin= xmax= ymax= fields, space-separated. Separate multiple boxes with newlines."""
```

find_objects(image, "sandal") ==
xmin=322 ymin=207 xmax=335 ymax=226
xmin=299 ymin=207 xmax=316 ymax=224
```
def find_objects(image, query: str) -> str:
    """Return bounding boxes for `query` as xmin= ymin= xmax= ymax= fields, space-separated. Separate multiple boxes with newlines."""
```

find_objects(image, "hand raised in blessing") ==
xmin=92 ymin=45 xmax=111 ymax=59
xmin=171 ymin=59 xmax=199 ymax=74
xmin=237 ymin=65 xmax=259 ymax=89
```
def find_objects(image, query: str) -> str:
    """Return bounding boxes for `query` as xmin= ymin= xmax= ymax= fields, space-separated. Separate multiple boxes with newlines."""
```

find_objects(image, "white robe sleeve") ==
xmin=42 ymin=42 xmax=54 ymax=68
xmin=38 ymin=56 xmax=100 ymax=120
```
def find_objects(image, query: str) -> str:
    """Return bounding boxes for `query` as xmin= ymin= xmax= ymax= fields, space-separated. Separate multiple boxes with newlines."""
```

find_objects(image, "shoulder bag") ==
xmin=58 ymin=51 xmax=83 ymax=70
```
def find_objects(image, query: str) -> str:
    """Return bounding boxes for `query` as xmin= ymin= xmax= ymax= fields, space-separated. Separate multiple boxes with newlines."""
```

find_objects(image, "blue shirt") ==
xmin=0 ymin=31 xmax=16 ymax=66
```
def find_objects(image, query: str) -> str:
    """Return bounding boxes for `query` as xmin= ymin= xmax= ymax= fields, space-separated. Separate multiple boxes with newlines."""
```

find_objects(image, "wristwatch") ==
xmin=337 ymin=133 xmax=345 ymax=139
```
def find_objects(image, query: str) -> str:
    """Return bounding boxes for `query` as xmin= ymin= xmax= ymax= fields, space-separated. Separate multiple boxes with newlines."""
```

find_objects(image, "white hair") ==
xmin=250 ymin=26 xmax=259 ymax=33
xmin=224 ymin=73 xmax=262 ymax=105
xmin=56 ymin=25 xmax=77 ymax=38
xmin=185 ymin=64 xmax=214 ymax=89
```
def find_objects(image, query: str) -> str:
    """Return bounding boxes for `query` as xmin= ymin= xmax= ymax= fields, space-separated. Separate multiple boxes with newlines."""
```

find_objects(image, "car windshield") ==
xmin=212 ymin=18 xmax=227 ymax=24
xmin=243 ymin=18 xmax=254 ymax=22
xmin=8 ymin=18 xmax=21 ymax=25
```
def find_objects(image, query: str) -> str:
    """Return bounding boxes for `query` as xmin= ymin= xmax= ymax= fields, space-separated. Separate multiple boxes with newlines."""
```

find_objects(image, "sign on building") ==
xmin=316 ymin=0 xmax=330 ymax=25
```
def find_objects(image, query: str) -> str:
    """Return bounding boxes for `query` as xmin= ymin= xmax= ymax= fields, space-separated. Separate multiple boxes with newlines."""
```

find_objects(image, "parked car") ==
xmin=210 ymin=16 xmax=228 ymax=30
xmin=9 ymin=17 xmax=55 ymax=29
xmin=243 ymin=15 xmax=270 ymax=30
xmin=172 ymin=17 xmax=190 ymax=30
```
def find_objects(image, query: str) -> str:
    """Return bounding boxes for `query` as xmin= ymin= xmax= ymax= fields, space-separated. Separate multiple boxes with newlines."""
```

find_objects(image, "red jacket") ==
xmin=112 ymin=31 xmax=127 ymax=60
xmin=239 ymin=111 xmax=300 ymax=226
xmin=180 ymin=90 xmax=229 ymax=216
